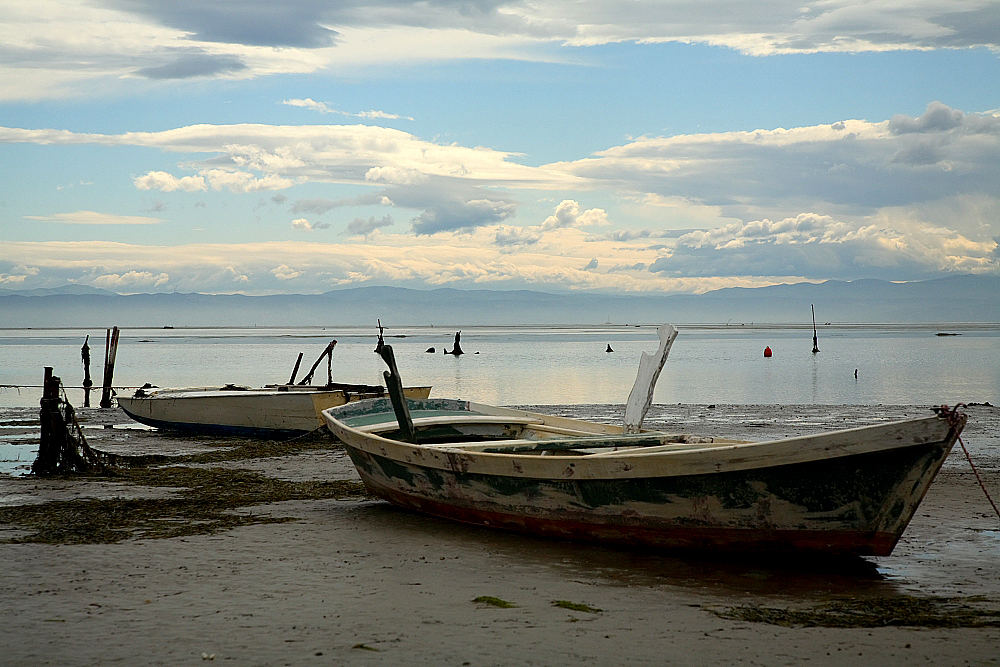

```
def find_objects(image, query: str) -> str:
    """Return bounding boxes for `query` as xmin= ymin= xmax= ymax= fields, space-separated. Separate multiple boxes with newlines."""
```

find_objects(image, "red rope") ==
xmin=957 ymin=434 xmax=1000 ymax=524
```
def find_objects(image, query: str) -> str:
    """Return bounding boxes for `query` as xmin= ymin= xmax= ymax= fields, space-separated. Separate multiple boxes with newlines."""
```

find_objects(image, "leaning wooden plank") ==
xmin=624 ymin=324 xmax=677 ymax=433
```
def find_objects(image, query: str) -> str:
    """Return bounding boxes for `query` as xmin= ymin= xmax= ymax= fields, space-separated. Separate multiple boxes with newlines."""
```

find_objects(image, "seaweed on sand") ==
xmin=1 ymin=436 xmax=370 ymax=544
xmin=713 ymin=595 xmax=1000 ymax=628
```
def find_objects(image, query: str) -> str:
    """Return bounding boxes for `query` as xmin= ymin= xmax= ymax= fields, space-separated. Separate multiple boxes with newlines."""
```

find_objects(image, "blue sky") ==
xmin=1 ymin=1 xmax=998 ymax=295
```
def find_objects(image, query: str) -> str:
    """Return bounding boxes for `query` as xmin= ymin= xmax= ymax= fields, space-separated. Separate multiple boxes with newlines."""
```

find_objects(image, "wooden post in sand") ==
xmin=33 ymin=367 xmax=61 ymax=475
xmin=100 ymin=326 xmax=120 ymax=408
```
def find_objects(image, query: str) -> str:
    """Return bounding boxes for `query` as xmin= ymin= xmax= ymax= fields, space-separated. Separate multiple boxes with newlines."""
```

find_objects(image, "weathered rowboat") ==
xmin=118 ymin=383 xmax=432 ymax=437
xmin=323 ymin=397 xmax=965 ymax=555
xmin=117 ymin=335 xmax=431 ymax=437
xmin=321 ymin=325 xmax=967 ymax=555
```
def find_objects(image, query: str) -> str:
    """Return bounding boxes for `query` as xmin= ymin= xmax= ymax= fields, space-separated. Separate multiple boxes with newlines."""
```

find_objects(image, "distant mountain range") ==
xmin=1 ymin=275 xmax=998 ymax=327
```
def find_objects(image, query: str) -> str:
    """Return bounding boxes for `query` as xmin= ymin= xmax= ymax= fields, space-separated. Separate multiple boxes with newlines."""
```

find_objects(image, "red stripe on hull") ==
xmin=361 ymin=477 xmax=900 ymax=556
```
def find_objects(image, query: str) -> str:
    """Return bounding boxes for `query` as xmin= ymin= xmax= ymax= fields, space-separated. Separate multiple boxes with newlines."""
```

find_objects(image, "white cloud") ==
xmin=283 ymin=98 xmax=414 ymax=121
xmin=92 ymin=270 xmax=170 ymax=289
xmin=24 ymin=210 xmax=162 ymax=225
xmin=540 ymin=200 xmax=609 ymax=230
xmin=271 ymin=264 xmax=302 ymax=280
xmin=548 ymin=103 xmax=1000 ymax=225
xmin=134 ymin=171 xmax=206 ymax=192
xmin=5 ymin=1 xmax=996 ymax=100
xmin=650 ymin=212 xmax=999 ymax=280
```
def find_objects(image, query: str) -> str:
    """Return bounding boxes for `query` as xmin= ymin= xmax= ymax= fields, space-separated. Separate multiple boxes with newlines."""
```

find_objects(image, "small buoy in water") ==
xmin=854 ymin=369 xmax=858 ymax=379
xmin=606 ymin=344 xmax=613 ymax=353
xmin=763 ymin=346 xmax=772 ymax=358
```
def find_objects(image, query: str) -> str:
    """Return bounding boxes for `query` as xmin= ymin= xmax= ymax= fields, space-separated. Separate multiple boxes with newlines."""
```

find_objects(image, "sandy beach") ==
xmin=2 ymin=403 xmax=998 ymax=665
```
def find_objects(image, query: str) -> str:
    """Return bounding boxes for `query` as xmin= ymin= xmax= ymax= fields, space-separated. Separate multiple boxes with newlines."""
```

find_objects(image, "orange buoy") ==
xmin=763 ymin=346 xmax=772 ymax=358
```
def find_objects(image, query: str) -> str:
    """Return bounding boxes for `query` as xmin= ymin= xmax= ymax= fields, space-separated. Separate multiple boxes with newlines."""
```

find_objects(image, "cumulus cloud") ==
xmin=347 ymin=215 xmax=393 ymax=236
xmin=540 ymin=200 xmax=609 ymax=230
xmin=494 ymin=225 xmax=541 ymax=248
xmin=24 ymin=210 xmax=162 ymax=225
xmin=412 ymin=197 xmax=517 ymax=235
xmin=134 ymin=171 xmax=206 ymax=192
xmin=92 ymin=270 xmax=170 ymax=289
xmin=549 ymin=103 xmax=1000 ymax=223
xmin=649 ymin=213 xmax=999 ymax=280
xmin=291 ymin=218 xmax=330 ymax=231
xmin=271 ymin=264 xmax=302 ymax=280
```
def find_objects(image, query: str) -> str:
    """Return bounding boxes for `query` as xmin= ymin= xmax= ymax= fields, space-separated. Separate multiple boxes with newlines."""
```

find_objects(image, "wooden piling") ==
xmin=287 ymin=352 xmax=304 ymax=385
xmin=100 ymin=326 xmax=120 ymax=408
xmin=81 ymin=335 xmax=93 ymax=407
xmin=33 ymin=367 xmax=61 ymax=475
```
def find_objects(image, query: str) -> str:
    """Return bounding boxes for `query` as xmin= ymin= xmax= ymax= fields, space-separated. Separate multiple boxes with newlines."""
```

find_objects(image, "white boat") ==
xmin=119 ymin=382 xmax=432 ymax=437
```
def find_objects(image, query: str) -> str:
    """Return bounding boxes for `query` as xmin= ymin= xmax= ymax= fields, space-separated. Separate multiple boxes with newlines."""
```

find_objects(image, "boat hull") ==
xmin=325 ymin=399 xmax=964 ymax=555
xmin=119 ymin=386 xmax=432 ymax=437
xmin=344 ymin=443 xmax=943 ymax=555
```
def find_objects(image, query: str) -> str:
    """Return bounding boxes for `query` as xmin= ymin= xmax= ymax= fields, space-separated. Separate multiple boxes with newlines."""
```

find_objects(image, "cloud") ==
xmin=494 ymin=225 xmax=540 ymax=248
xmin=134 ymin=171 xmax=206 ymax=192
xmin=412 ymin=197 xmax=517 ymax=234
xmin=135 ymin=50 xmax=247 ymax=79
xmin=92 ymin=270 xmax=170 ymax=289
xmin=0 ymin=265 xmax=39 ymax=285
xmin=291 ymin=218 xmax=330 ymax=231
xmin=540 ymin=200 xmax=609 ymax=230
xmin=282 ymin=98 xmax=414 ymax=121
xmin=0 ymin=123 xmax=573 ymax=199
xmin=549 ymin=103 xmax=1000 ymax=222
xmin=347 ymin=215 xmax=393 ymax=235
xmin=271 ymin=264 xmax=302 ymax=280
xmin=106 ymin=0 xmax=341 ymax=48
xmin=5 ymin=1 xmax=997 ymax=101
xmin=649 ymin=213 xmax=999 ymax=280
xmin=24 ymin=210 xmax=162 ymax=225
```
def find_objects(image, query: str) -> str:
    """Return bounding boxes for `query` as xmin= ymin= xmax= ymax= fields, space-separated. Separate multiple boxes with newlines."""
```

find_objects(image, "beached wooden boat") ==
xmin=321 ymin=325 xmax=967 ymax=555
xmin=119 ymin=383 xmax=432 ymax=437
xmin=323 ymin=397 xmax=965 ymax=555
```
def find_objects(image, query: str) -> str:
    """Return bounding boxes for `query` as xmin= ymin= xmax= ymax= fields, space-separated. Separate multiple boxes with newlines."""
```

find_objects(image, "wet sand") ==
xmin=2 ymin=404 xmax=998 ymax=665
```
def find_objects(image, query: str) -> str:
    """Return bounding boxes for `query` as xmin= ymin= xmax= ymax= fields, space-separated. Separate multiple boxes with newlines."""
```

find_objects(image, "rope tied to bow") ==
xmin=936 ymin=403 xmax=1000 ymax=524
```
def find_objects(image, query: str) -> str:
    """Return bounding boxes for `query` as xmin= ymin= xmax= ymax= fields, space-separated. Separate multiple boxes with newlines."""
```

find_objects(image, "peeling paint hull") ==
xmin=324 ymin=398 xmax=965 ymax=556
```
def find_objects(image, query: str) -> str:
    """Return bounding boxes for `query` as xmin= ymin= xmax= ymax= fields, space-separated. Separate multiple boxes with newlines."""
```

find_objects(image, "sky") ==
xmin=1 ymin=0 xmax=999 ymax=296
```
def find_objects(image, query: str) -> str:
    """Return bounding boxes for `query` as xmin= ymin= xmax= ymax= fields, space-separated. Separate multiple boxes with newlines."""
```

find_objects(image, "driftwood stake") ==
xmin=287 ymin=352 xmax=304 ymax=384
xmin=33 ymin=367 xmax=61 ymax=475
xmin=100 ymin=326 xmax=120 ymax=408
xmin=81 ymin=335 xmax=93 ymax=408
xmin=445 ymin=331 xmax=464 ymax=356
xmin=298 ymin=340 xmax=337 ymax=386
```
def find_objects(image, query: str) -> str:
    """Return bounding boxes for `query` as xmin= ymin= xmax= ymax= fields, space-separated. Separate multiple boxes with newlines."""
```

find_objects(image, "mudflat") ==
xmin=1 ymin=404 xmax=998 ymax=665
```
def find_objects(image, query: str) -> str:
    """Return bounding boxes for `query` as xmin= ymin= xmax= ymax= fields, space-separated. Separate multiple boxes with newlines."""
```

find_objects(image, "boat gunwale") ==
xmin=323 ymin=401 xmax=961 ymax=480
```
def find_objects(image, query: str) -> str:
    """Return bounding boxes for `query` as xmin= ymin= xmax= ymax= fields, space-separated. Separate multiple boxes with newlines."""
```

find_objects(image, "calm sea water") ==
xmin=1 ymin=324 xmax=998 ymax=409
